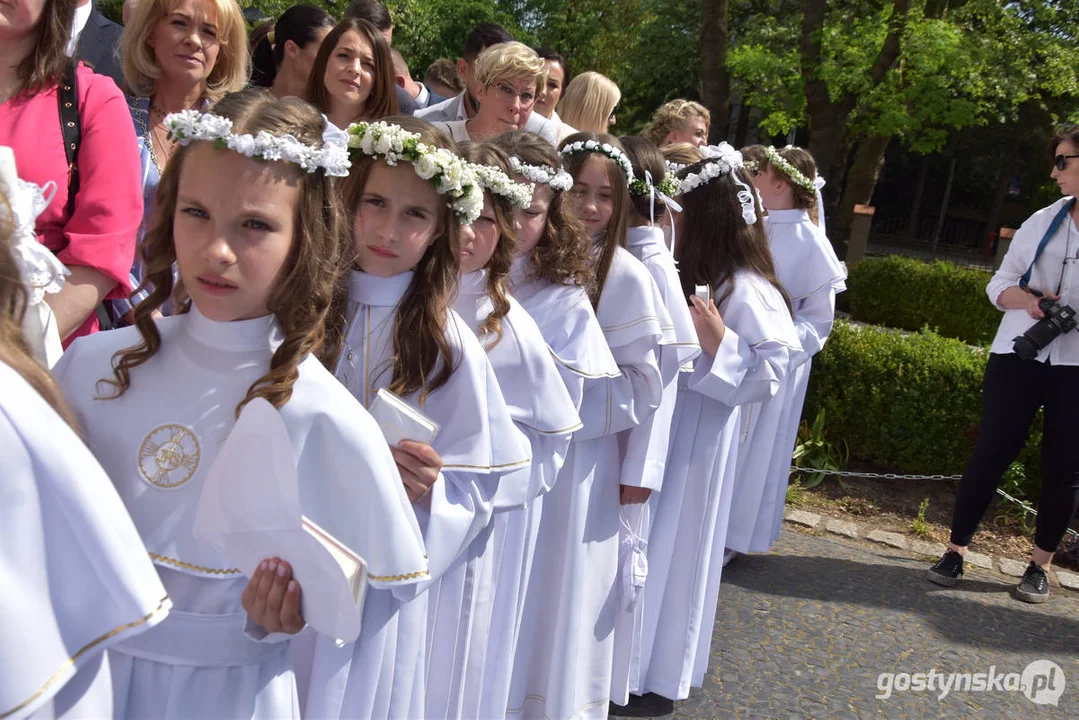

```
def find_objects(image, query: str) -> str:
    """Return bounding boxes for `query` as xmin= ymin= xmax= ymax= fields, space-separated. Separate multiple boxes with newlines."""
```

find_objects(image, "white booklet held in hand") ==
xmin=368 ymin=387 xmax=440 ymax=446
xmin=192 ymin=398 xmax=368 ymax=644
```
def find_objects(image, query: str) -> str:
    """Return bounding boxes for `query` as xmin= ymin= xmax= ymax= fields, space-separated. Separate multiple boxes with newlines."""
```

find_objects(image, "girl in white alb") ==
xmin=631 ymin=143 xmax=800 ymax=702
xmin=303 ymin=118 xmax=532 ymax=720
xmin=738 ymin=145 xmax=846 ymax=553
xmin=610 ymin=136 xmax=702 ymax=705
xmin=447 ymin=141 xmax=582 ymax=719
xmin=0 ymin=180 xmax=168 ymax=720
xmin=52 ymin=93 xmax=429 ymax=719
xmin=493 ymin=131 xmax=622 ymax=720
xmin=509 ymin=132 xmax=669 ymax=720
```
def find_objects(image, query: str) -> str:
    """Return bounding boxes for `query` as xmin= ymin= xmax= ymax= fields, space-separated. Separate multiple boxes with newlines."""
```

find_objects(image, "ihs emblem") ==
xmin=138 ymin=424 xmax=201 ymax=489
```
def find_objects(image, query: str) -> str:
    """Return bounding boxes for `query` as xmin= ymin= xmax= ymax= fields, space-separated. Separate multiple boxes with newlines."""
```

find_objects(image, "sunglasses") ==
xmin=1054 ymin=154 xmax=1079 ymax=171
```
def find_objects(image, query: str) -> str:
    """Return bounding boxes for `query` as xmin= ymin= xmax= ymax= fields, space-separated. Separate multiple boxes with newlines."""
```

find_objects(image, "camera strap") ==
xmin=1019 ymin=197 xmax=1077 ymax=290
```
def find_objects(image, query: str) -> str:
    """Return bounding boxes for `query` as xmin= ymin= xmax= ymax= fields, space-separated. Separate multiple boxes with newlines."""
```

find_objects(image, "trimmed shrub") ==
xmin=804 ymin=321 xmax=1042 ymax=499
xmin=846 ymin=256 xmax=1001 ymax=347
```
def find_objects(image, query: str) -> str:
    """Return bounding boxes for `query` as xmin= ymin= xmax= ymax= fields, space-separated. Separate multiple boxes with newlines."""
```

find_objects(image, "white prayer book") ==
xmin=193 ymin=398 xmax=368 ymax=643
xmin=368 ymin=387 xmax=440 ymax=446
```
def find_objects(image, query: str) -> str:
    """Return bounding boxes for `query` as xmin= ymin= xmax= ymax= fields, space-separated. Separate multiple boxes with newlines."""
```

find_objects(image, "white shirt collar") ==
xmin=66 ymin=1 xmax=93 ymax=56
xmin=415 ymin=82 xmax=430 ymax=105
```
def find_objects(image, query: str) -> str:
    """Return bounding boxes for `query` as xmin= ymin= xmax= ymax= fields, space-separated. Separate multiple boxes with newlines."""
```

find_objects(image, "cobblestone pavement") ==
xmin=615 ymin=528 xmax=1079 ymax=719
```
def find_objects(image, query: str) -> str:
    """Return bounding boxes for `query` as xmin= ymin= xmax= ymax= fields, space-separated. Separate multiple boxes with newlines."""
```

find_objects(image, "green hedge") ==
xmin=846 ymin=256 xmax=1001 ymax=347
xmin=804 ymin=321 xmax=1042 ymax=497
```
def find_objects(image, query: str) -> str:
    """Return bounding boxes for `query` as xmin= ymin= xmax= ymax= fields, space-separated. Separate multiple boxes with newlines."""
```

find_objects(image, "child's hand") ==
xmin=620 ymin=485 xmax=652 ymax=505
xmin=240 ymin=558 xmax=304 ymax=634
xmin=391 ymin=440 xmax=443 ymax=507
xmin=689 ymin=294 xmax=725 ymax=357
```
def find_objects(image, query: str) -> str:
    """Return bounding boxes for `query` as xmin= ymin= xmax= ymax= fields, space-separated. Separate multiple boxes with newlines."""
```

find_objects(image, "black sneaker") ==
xmin=927 ymin=550 xmax=964 ymax=586
xmin=1014 ymin=562 xmax=1050 ymax=604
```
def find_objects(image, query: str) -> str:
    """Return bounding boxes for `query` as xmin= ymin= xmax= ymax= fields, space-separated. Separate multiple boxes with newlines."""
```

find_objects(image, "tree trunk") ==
xmin=802 ymin=0 xmax=912 ymax=225
xmin=984 ymin=153 xmax=1010 ymax=255
xmin=836 ymin=134 xmax=891 ymax=230
xmin=700 ymin=0 xmax=730 ymax=142
xmin=905 ymin=154 xmax=931 ymax=238
xmin=734 ymin=98 xmax=751 ymax=148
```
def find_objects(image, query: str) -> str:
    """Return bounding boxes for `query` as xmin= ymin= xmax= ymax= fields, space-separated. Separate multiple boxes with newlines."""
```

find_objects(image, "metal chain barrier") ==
xmin=789 ymin=466 xmax=1079 ymax=539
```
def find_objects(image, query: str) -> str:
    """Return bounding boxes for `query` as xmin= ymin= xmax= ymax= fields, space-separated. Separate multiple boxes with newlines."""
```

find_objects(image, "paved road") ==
xmin=614 ymin=529 xmax=1079 ymax=718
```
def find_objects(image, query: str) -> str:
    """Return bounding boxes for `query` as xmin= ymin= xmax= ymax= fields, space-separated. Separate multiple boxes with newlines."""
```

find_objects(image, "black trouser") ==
xmin=950 ymin=352 xmax=1079 ymax=552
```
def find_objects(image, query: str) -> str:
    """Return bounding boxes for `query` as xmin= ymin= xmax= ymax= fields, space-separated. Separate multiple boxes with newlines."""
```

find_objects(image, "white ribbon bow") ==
xmin=619 ymin=505 xmax=649 ymax=610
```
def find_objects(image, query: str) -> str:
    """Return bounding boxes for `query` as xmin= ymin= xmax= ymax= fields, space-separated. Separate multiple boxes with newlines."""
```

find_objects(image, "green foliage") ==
xmin=911 ymin=497 xmax=931 ymax=537
xmin=845 ymin=256 xmax=1001 ymax=347
xmin=785 ymin=478 xmax=806 ymax=506
xmin=791 ymin=408 xmax=849 ymax=489
xmin=998 ymin=461 xmax=1037 ymax=533
xmin=804 ymin=321 xmax=1043 ymax=501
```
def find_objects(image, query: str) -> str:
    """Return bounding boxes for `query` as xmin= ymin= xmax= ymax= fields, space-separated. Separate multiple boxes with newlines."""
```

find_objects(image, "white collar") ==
xmin=348 ymin=270 xmax=414 ymax=307
xmin=457 ymin=268 xmax=488 ymax=296
xmin=184 ymin=306 xmax=282 ymax=352
xmin=415 ymin=82 xmax=430 ymax=105
xmin=66 ymin=1 xmax=93 ymax=56
xmin=764 ymin=208 xmax=811 ymax=224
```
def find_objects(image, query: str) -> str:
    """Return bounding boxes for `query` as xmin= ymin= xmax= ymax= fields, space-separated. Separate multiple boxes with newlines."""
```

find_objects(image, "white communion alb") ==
xmin=0 ymin=361 xmax=169 ymax=720
xmin=52 ymin=307 xmax=427 ymax=719
xmin=748 ymin=208 xmax=846 ymax=552
xmin=634 ymin=271 xmax=800 ymax=700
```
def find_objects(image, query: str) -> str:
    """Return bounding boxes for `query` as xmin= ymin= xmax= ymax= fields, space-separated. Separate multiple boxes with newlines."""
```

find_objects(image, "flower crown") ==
xmin=345 ymin=121 xmax=483 ymax=224
xmin=508 ymin=156 xmax=573 ymax=193
xmin=559 ymin=140 xmax=635 ymax=182
xmin=665 ymin=160 xmax=687 ymax=174
xmin=677 ymin=142 xmax=758 ymax=225
xmin=763 ymin=145 xmax=815 ymax=192
xmin=164 ymin=110 xmax=351 ymax=177
xmin=629 ymin=173 xmax=679 ymax=198
xmin=466 ymin=162 xmax=534 ymax=209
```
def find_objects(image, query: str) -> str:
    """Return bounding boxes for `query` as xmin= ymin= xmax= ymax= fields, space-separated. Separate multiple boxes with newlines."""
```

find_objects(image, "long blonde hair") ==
xmin=557 ymin=71 xmax=620 ymax=133
xmin=101 ymin=90 xmax=346 ymax=417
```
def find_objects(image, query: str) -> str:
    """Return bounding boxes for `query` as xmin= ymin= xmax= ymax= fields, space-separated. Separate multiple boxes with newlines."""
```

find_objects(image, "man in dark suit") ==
xmin=391 ymin=48 xmax=446 ymax=111
xmin=73 ymin=0 xmax=126 ymax=90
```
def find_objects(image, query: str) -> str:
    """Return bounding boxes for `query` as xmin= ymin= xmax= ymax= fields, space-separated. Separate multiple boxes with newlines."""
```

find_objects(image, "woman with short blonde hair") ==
xmin=556 ymin=71 xmax=620 ymax=134
xmin=645 ymin=99 xmax=711 ymax=148
xmin=436 ymin=41 xmax=547 ymax=142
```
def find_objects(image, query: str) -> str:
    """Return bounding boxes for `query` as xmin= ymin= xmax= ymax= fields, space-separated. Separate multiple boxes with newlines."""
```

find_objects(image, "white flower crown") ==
xmin=665 ymin=160 xmax=687 ymax=174
xmin=630 ymin=173 xmax=679 ymax=199
xmin=345 ymin=121 xmax=483 ymax=224
xmin=508 ymin=156 xmax=574 ymax=193
xmin=763 ymin=145 xmax=816 ymax=192
xmin=559 ymin=140 xmax=635 ymax=183
xmin=164 ymin=110 xmax=351 ymax=177
xmin=677 ymin=142 xmax=758 ymax=225
xmin=467 ymin=162 xmax=534 ymax=209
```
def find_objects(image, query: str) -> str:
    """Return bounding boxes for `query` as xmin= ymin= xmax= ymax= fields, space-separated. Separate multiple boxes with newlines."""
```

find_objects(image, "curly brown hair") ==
xmin=456 ymin=141 xmax=516 ymax=350
xmin=0 ymin=189 xmax=77 ymax=428
xmin=559 ymin=131 xmax=631 ymax=308
xmin=675 ymin=161 xmax=790 ymax=313
xmin=324 ymin=116 xmax=460 ymax=405
xmin=100 ymin=90 xmax=347 ymax=418
xmin=491 ymin=130 xmax=593 ymax=293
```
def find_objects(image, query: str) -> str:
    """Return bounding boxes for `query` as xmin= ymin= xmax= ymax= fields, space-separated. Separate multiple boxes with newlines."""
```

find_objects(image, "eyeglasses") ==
xmin=494 ymin=83 xmax=535 ymax=107
xmin=1054 ymin=154 xmax=1079 ymax=171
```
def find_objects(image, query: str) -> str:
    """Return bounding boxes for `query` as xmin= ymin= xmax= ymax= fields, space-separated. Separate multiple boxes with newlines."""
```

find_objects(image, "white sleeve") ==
xmin=574 ymin=335 xmax=663 ymax=440
xmin=791 ymin=285 xmax=838 ymax=369
xmin=414 ymin=470 xmax=497 ymax=583
xmin=687 ymin=326 xmax=793 ymax=407
xmin=987 ymin=213 xmax=1042 ymax=308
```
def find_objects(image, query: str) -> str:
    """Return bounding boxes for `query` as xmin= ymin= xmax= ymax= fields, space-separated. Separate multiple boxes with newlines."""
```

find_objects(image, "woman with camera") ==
xmin=927 ymin=126 xmax=1079 ymax=603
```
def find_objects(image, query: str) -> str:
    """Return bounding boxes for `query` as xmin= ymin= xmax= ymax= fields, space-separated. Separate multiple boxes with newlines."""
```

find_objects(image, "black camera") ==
xmin=1013 ymin=297 xmax=1078 ymax=360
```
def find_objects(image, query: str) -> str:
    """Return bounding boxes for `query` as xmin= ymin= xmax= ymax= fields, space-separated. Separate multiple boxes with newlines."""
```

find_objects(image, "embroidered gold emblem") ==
xmin=138 ymin=424 xmax=200 ymax=489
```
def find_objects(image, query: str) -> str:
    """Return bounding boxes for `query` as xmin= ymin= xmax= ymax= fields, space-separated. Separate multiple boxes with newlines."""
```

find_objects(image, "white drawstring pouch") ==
xmin=619 ymin=502 xmax=650 ymax=611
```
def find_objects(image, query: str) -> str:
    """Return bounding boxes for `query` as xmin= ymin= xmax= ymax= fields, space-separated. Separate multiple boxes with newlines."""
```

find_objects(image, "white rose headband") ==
xmin=508 ymin=156 xmax=573 ymax=193
xmin=559 ymin=139 xmax=635 ymax=183
xmin=466 ymin=162 xmax=534 ymax=209
xmin=763 ymin=145 xmax=816 ymax=192
xmin=164 ymin=109 xmax=351 ymax=177
xmin=345 ymin=121 xmax=484 ymax=224
xmin=677 ymin=142 xmax=758 ymax=225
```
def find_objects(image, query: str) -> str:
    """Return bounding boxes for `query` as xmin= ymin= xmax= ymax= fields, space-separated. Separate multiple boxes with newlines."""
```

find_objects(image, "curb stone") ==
xmin=824 ymin=518 xmax=859 ymax=538
xmin=784 ymin=509 xmax=821 ymax=528
xmin=865 ymin=530 xmax=908 ymax=550
xmin=781 ymin=512 xmax=1079 ymax=592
